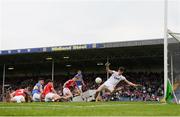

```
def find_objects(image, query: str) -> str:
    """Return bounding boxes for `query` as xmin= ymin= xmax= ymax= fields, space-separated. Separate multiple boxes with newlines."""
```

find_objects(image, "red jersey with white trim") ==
xmin=65 ymin=80 xmax=77 ymax=89
xmin=43 ymin=83 xmax=53 ymax=96
xmin=15 ymin=89 xmax=26 ymax=97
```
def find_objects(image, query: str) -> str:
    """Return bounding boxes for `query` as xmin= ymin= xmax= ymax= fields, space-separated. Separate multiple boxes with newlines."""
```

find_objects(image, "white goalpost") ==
xmin=164 ymin=0 xmax=168 ymax=101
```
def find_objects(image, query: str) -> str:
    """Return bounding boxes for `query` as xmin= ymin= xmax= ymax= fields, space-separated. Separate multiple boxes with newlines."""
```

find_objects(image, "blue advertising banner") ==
xmin=0 ymin=43 xmax=104 ymax=55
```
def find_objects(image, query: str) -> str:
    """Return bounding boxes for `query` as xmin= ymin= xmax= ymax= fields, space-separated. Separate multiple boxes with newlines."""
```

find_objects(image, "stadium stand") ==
xmin=0 ymin=39 xmax=164 ymax=102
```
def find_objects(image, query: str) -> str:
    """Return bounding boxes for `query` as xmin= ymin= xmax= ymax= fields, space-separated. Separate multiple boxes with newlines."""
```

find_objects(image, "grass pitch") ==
xmin=0 ymin=102 xmax=179 ymax=116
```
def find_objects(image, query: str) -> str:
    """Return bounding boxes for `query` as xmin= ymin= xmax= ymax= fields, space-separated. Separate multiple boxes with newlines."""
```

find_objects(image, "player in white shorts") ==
xmin=32 ymin=78 xmax=44 ymax=102
xmin=10 ymin=86 xmax=29 ymax=103
xmin=95 ymin=62 xmax=140 ymax=102
xmin=63 ymin=77 xmax=80 ymax=101
xmin=43 ymin=79 xmax=62 ymax=102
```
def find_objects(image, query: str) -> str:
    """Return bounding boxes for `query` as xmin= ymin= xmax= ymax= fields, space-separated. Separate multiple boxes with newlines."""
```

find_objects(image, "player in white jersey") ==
xmin=95 ymin=62 xmax=140 ymax=101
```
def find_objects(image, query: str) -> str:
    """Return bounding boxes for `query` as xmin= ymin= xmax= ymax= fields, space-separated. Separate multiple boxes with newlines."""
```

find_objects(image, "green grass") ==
xmin=0 ymin=102 xmax=179 ymax=116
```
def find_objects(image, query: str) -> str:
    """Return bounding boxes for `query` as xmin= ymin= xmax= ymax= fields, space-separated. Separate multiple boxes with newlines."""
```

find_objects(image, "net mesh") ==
xmin=168 ymin=32 xmax=180 ymax=102
xmin=167 ymin=0 xmax=180 ymax=103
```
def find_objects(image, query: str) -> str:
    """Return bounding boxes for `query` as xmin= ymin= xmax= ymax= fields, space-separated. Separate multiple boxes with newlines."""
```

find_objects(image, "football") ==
xmin=95 ymin=77 xmax=102 ymax=84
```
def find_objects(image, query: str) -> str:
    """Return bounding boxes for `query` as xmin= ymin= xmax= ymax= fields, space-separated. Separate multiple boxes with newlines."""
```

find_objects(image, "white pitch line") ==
xmin=0 ymin=106 xmax=70 ymax=110
xmin=0 ymin=103 xmax=166 ymax=109
xmin=28 ymin=103 xmax=167 ymax=107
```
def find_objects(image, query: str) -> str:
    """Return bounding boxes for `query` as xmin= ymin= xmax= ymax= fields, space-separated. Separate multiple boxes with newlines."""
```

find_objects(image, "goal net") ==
xmin=168 ymin=32 xmax=180 ymax=103
xmin=166 ymin=0 xmax=180 ymax=103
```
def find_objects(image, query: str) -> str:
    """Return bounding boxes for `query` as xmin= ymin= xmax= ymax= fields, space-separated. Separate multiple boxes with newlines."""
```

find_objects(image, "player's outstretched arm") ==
xmin=124 ymin=79 xmax=139 ymax=87
xmin=105 ymin=62 xmax=113 ymax=74
xmin=10 ymin=92 xmax=15 ymax=98
xmin=52 ymin=88 xmax=57 ymax=94
xmin=50 ymin=84 xmax=57 ymax=94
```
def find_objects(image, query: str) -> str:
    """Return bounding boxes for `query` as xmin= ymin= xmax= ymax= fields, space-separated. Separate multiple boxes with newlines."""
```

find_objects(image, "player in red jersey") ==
xmin=10 ymin=86 xmax=29 ymax=103
xmin=42 ymin=79 xmax=61 ymax=102
xmin=63 ymin=77 xmax=80 ymax=101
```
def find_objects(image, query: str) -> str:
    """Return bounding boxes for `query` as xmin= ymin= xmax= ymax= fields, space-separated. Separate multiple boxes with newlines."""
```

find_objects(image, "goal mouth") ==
xmin=167 ymin=29 xmax=180 ymax=103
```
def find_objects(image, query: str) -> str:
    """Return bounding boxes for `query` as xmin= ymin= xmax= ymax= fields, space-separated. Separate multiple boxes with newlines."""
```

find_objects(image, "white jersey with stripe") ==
xmin=105 ymin=71 xmax=126 ymax=86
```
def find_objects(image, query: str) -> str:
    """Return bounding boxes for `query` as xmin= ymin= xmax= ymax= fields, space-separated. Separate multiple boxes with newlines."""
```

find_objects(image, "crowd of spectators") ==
xmin=0 ymin=72 xmax=164 ymax=102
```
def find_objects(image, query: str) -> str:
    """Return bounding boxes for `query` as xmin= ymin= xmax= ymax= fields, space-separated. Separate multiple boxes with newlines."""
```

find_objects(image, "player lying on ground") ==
xmin=63 ymin=77 xmax=81 ymax=101
xmin=95 ymin=63 xmax=140 ymax=102
xmin=32 ymin=78 xmax=44 ymax=102
xmin=42 ymin=79 xmax=62 ymax=102
xmin=10 ymin=86 xmax=30 ymax=103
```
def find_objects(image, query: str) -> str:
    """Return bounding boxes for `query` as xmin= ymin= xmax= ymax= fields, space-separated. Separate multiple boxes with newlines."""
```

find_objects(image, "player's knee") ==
xmin=69 ymin=94 xmax=73 ymax=98
xmin=68 ymin=94 xmax=73 ymax=98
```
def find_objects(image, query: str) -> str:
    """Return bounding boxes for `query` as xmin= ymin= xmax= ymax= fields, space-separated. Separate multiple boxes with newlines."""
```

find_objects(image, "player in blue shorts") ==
xmin=74 ymin=70 xmax=85 ymax=98
xmin=32 ymin=78 xmax=44 ymax=102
